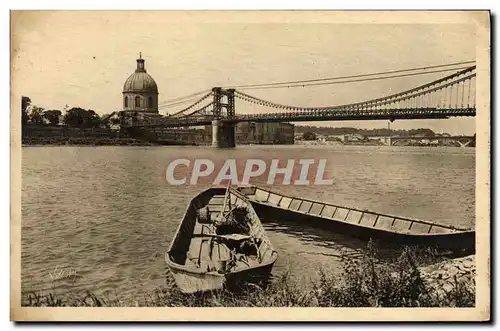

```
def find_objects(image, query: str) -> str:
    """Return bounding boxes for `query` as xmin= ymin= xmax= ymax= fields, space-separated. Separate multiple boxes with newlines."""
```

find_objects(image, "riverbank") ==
xmin=295 ymin=140 xmax=386 ymax=146
xmin=22 ymin=245 xmax=475 ymax=307
xmin=22 ymin=124 xmax=205 ymax=146
xmin=22 ymin=136 xmax=199 ymax=146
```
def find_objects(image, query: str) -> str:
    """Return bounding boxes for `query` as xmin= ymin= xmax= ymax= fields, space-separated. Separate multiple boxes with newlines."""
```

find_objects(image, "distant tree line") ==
xmin=295 ymin=125 xmax=437 ymax=137
xmin=22 ymin=96 xmax=113 ymax=128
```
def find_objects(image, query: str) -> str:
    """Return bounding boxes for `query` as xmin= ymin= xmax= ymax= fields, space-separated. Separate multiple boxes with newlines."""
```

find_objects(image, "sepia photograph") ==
xmin=10 ymin=10 xmax=490 ymax=321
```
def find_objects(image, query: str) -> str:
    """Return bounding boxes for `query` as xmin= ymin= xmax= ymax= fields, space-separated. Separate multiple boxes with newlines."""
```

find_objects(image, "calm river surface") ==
xmin=21 ymin=145 xmax=475 ymax=302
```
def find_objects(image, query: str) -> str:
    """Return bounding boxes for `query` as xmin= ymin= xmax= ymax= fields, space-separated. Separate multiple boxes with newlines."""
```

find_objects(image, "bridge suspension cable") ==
xmin=158 ymin=89 xmax=212 ymax=109
xmin=224 ymin=60 xmax=475 ymax=90
xmin=164 ymin=91 xmax=214 ymax=117
xmin=230 ymin=65 xmax=475 ymax=91
xmin=233 ymin=65 xmax=476 ymax=113
xmin=183 ymin=102 xmax=214 ymax=117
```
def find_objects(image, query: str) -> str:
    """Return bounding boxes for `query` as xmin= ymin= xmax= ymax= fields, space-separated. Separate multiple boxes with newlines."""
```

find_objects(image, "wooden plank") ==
xmin=186 ymin=237 xmax=204 ymax=267
xmin=331 ymin=206 xmax=338 ymax=218
xmin=245 ymin=187 xmax=470 ymax=232
xmin=343 ymin=209 xmax=351 ymax=222
xmin=318 ymin=204 xmax=326 ymax=216
xmin=193 ymin=222 xmax=204 ymax=235
xmin=199 ymin=239 xmax=217 ymax=272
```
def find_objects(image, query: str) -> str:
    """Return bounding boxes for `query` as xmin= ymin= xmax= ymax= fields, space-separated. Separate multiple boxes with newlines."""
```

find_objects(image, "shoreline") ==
xmin=22 ymin=139 xmax=475 ymax=148
xmin=21 ymin=137 xmax=202 ymax=147
xmin=21 ymin=247 xmax=475 ymax=307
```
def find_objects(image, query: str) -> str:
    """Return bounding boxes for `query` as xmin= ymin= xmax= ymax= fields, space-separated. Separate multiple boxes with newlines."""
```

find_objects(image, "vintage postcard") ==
xmin=10 ymin=10 xmax=490 ymax=321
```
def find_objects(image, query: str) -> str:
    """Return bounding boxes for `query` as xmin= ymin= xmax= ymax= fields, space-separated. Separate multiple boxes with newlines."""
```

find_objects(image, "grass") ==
xmin=22 ymin=243 xmax=475 ymax=307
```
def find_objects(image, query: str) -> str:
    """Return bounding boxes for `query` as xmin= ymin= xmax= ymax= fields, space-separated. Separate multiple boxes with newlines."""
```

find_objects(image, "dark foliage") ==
xmin=63 ymin=107 xmax=101 ymax=128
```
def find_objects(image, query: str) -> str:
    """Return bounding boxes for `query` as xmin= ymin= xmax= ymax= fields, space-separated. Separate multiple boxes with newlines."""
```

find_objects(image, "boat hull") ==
xmin=249 ymin=195 xmax=475 ymax=254
xmin=166 ymin=187 xmax=278 ymax=294
xmin=166 ymin=252 xmax=277 ymax=294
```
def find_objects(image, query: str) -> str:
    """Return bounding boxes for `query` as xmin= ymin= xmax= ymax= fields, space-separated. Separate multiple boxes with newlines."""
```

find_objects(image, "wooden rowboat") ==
xmin=166 ymin=186 xmax=278 ymax=294
xmin=237 ymin=186 xmax=475 ymax=253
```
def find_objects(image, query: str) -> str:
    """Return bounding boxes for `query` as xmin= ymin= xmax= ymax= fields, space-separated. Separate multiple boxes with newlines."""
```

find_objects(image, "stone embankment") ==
xmin=418 ymin=255 xmax=475 ymax=296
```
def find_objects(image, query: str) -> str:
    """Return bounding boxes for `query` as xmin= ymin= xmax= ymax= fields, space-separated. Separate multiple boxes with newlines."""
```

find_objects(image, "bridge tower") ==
xmin=211 ymin=87 xmax=236 ymax=148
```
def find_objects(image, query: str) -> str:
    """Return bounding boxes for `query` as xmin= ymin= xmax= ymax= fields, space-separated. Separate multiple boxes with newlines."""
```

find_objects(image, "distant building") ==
xmin=104 ymin=112 xmax=122 ymax=131
xmin=236 ymin=122 xmax=294 ymax=144
xmin=122 ymin=54 xmax=159 ymax=115
xmin=325 ymin=135 xmax=343 ymax=142
xmin=344 ymin=133 xmax=365 ymax=142
xmin=316 ymin=135 xmax=326 ymax=142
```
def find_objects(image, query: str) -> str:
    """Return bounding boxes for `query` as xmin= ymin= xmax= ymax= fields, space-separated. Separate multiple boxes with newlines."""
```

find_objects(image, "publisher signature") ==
xmin=48 ymin=266 xmax=78 ymax=282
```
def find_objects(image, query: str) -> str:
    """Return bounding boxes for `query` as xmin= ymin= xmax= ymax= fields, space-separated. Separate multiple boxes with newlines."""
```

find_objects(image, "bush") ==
xmin=22 ymin=243 xmax=474 ymax=307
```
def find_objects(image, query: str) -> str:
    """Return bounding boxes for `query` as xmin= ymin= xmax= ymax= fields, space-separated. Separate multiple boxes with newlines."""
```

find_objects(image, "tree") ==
xmin=100 ymin=113 xmax=120 ymax=127
xmin=29 ymin=106 xmax=45 ymax=125
xmin=63 ymin=107 xmax=101 ymax=128
xmin=42 ymin=110 xmax=62 ymax=125
xmin=21 ymin=96 xmax=31 ymax=125
xmin=302 ymin=131 xmax=317 ymax=141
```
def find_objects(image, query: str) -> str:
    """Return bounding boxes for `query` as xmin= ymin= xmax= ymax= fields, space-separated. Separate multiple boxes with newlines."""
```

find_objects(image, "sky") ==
xmin=11 ymin=11 xmax=478 ymax=135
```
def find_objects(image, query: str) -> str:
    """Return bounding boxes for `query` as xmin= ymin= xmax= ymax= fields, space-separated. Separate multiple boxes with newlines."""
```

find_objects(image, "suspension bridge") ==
xmin=123 ymin=63 xmax=476 ymax=147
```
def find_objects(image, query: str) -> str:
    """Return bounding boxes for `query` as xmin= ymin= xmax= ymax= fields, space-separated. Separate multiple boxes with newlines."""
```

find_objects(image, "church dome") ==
xmin=123 ymin=55 xmax=158 ymax=93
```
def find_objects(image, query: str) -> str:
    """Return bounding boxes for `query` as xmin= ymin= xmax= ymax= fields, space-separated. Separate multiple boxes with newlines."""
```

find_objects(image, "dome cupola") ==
xmin=122 ymin=53 xmax=159 ymax=113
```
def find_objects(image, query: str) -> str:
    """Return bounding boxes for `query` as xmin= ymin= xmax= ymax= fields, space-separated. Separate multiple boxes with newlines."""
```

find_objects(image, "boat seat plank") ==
xmin=392 ymin=218 xmax=409 ymax=232
xmin=374 ymin=215 xmax=396 ymax=229
xmin=321 ymin=205 xmax=336 ymax=217
xmin=207 ymin=206 xmax=224 ymax=213
xmin=254 ymin=189 xmax=269 ymax=202
xmin=215 ymin=242 xmax=231 ymax=262
xmin=298 ymin=200 xmax=313 ymax=213
xmin=193 ymin=222 xmax=204 ymax=235
xmin=309 ymin=203 xmax=324 ymax=215
xmin=409 ymin=222 xmax=432 ymax=234
xmin=186 ymin=237 xmax=204 ymax=267
xmin=332 ymin=207 xmax=349 ymax=221
xmin=288 ymin=199 xmax=302 ymax=211
xmin=199 ymin=240 xmax=216 ymax=272
xmin=192 ymin=222 xmax=213 ymax=236
xmin=345 ymin=210 xmax=363 ymax=224
xmin=279 ymin=197 xmax=292 ymax=209
xmin=359 ymin=212 xmax=378 ymax=226
xmin=268 ymin=193 xmax=282 ymax=205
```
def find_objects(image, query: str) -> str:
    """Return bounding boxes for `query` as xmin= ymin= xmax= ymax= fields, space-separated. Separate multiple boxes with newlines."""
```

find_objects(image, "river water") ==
xmin=21 ymin=145 xmax=475 ymax=302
